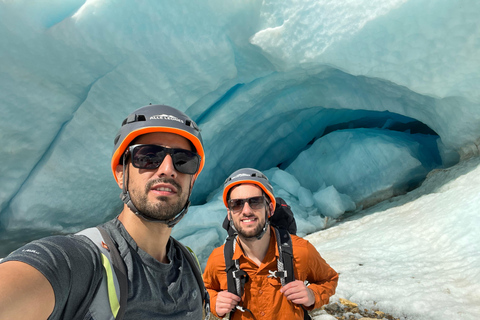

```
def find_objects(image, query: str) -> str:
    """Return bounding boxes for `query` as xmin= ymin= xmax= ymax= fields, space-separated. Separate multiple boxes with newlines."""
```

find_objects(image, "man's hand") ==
xmin=280 ymin=280 xmax=316 ymax=307
xmin=215 ymin=290 xmax=242 ymax=317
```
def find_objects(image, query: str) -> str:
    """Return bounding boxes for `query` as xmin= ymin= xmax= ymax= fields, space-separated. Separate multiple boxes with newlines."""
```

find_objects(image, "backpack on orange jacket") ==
xmin=221 ymin=197 xmax=311 ymax=320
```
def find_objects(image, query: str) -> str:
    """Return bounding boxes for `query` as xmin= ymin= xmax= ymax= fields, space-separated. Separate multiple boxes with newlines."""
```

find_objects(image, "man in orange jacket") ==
xmin=203 ymin=168 xmax=338 ymax=319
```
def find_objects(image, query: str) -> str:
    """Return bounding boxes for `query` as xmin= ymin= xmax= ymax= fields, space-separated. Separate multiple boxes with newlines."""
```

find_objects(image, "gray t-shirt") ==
xmin=2 ymin=218 xmax=203 ymax=320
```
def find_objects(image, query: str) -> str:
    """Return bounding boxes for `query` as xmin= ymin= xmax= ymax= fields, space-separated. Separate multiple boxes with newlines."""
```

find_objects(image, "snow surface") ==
xmin=306 ymin=156 xmax=480 ymax=320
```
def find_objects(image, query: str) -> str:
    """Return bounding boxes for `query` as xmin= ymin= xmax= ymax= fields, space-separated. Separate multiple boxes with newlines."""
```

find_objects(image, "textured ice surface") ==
xmin=1 ymin=1 xmax=479 ymax=262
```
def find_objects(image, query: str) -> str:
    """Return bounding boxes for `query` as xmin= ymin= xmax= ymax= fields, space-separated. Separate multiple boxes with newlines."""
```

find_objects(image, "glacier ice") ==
xmin=1 ymin=0 xmax=479 ymax=261
xmin=313 ymin=186 xmax=356 ymax=219
xmin=285 ymin=128 xmax=441 ymax=208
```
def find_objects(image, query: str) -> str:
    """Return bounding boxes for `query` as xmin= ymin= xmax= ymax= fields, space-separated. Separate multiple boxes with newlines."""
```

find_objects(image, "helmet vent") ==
xmin=186 ymin=119 xmax=199 ymax=130
xmin=251 ymin=172 xmax=267 ymax=179
xmin=122 ymin=114 xmax=147 ymax=126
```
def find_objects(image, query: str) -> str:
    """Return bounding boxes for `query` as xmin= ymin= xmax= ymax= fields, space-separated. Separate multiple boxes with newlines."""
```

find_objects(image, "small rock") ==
xmin=324 ymin=302 xmax=342 ymax=313
xmin=350 ymin=307 xmax=360 ymax=314
xmin=339 ymin=298 xmax=358 ymax=308
xmin=375 ymin=311 xmax=385 ymax=318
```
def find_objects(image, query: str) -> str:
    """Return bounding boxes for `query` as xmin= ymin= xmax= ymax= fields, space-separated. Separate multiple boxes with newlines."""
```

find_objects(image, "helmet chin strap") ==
xmin=254 ymin=210 xmax=270 ymax=240
xmin=120 ymin=155 xmax=191 ymax=228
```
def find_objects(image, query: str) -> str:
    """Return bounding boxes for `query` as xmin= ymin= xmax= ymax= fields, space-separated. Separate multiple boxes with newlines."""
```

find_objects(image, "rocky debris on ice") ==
xmin=310 ymin=298 xmax=403 ymax=320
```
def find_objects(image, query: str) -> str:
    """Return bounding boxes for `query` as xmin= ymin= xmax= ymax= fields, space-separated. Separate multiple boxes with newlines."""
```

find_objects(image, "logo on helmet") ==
xmin=231 ymin=173 xmax=251 ymax=180
xmin=150 ymin=114 xmax=184 ymax=123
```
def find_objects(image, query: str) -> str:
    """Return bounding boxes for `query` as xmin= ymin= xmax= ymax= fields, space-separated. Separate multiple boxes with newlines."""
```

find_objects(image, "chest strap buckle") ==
xmin=268 ymin=269 xmax=288 ymax=279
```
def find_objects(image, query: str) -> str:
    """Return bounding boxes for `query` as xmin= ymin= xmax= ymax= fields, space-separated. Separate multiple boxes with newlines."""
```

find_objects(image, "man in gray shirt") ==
xmin=0 ymin=104 xmax=208 ymax=320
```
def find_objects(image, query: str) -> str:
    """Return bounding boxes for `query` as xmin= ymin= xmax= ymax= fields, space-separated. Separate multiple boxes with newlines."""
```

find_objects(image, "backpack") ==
xmin=221 ymin=197 xmax=311 ymax=320
xmin=77 ymin=227 xmax=210 ymax=320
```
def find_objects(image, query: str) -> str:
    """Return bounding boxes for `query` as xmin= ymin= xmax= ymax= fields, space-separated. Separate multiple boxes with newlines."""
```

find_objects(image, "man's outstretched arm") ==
xmin=0 ymin=261 xmax=54 ymax=320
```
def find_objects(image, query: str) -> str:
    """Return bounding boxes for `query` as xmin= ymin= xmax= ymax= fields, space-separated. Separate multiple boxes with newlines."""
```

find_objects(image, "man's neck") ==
xmin=238 ymin=227 xmax=271 ymax=266
xmin=118 ymin=209 xmax=172 ymax=263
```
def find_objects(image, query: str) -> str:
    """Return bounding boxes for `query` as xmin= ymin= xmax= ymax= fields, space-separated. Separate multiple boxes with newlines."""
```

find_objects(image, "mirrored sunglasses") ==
xmin=228 ymin=196 xmax=266 ymax=213
xmin=128 ymin=144 xmax=200 ymax=175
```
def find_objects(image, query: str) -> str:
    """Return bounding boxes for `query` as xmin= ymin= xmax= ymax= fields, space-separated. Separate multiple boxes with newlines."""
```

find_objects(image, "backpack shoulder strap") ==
xmin=76 ymin=227 xmax=128 ymax=320
xmin=273 ymin=228 xmax=312 ymax=320
xmin=171 ymin=237 xmax=211 ymax=319
xmin=223 ymin=234 xmax=252 ymax=317
xmin=224 ymin=235 xmax=249 ymax=297
xmin=223 ymin=234 xmax=237 ymax=295
xmin=268 ymin=227 xmax=294 ymax=285
xmin=275 ymin=228 xmax=295 ymax=284
xmin=97 ymin=227 xmax=128 ymax=320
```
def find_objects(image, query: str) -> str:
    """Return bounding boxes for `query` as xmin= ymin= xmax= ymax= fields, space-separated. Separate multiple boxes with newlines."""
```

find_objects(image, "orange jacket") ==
xmin=203 ymin=227 xmax=338 ymax=319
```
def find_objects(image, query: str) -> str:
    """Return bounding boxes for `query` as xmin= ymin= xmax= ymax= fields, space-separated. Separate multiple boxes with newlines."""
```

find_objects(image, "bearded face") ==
xmin=228 ymin=184 xmax=270 ymax=241
xmin=129 ymin=176 xmax=190 ymax=221
xmin=119 ymin=132 xmax=196 ymax=222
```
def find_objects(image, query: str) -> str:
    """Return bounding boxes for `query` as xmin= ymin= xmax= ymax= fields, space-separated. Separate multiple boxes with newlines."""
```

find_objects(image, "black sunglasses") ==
xmin=127 ymin=144 xmax=201 ymax=175
xmin=228 ymin=196 xmax=266 ymax=213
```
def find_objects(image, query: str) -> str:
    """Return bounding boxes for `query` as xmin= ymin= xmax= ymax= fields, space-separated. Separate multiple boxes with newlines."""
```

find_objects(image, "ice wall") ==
xmin=1 ymin=0 xmax=479 ymax=256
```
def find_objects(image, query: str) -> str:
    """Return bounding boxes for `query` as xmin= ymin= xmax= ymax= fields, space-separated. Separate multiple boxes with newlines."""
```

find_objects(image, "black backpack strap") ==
xmin=224 ymin=235 xmax=250 ymax=297
xmin=223 ymin=235 xmax=253 ymax=317
xmin=271 ymin=228 xmax=312 ymax=320
xmin=171 ymin=237 xmax=211 ymax=319
xmin=224 ymin=235 xmax=237 ymax=295
xmin=267 ymin=228 xmax=294 ymax=285
xmin=97 ymin=227 xmax=128 ymax=320
xmin=277 ymin=228 xmax=295 ymax=283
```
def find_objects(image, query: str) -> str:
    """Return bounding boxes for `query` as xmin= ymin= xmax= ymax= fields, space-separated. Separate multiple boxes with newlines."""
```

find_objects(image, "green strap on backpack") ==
xmin=77 ymin=227 xmax=210 ymax=320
